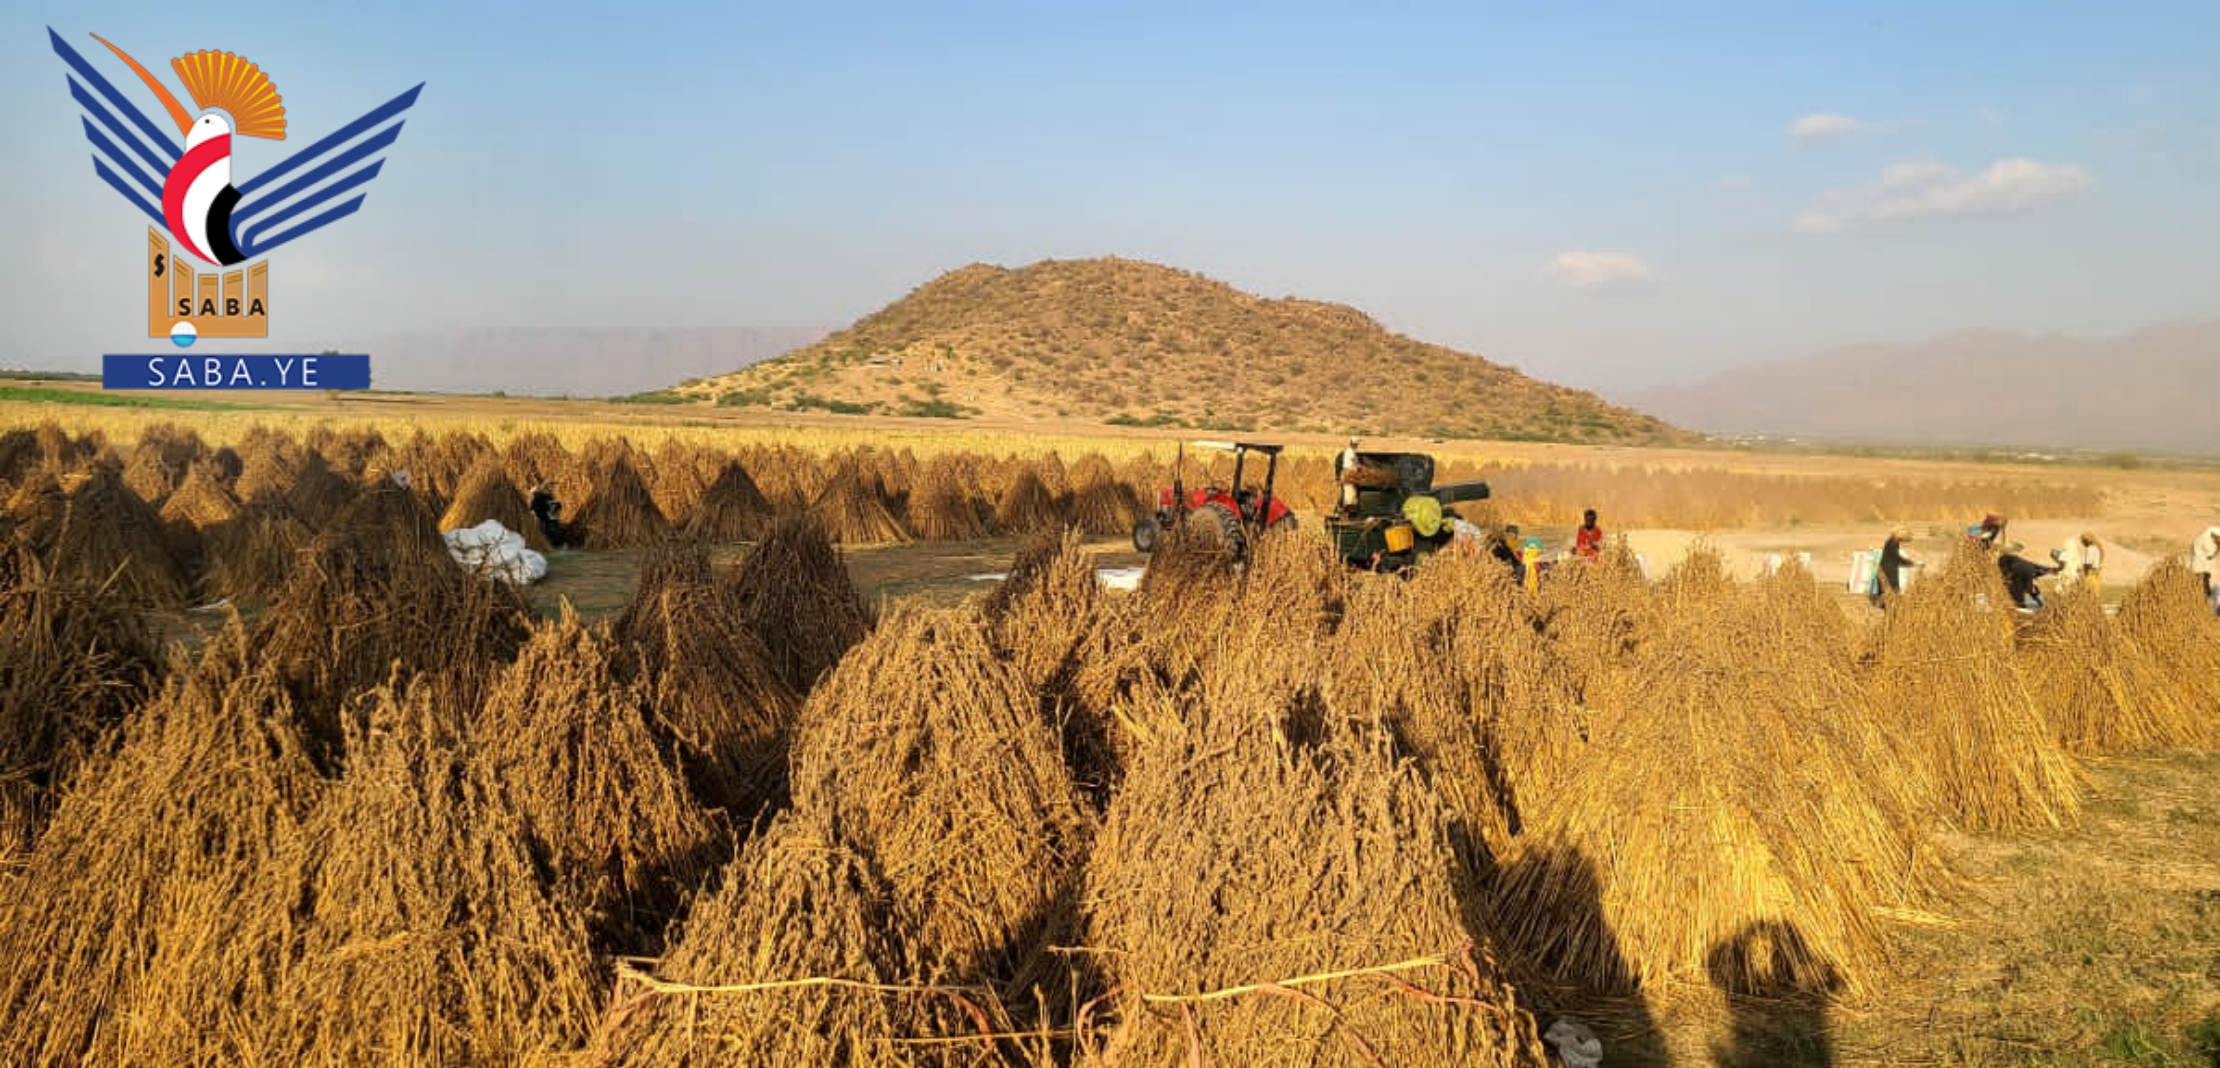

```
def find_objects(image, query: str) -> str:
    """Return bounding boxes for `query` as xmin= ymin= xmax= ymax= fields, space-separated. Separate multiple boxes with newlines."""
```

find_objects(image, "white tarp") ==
xmin=443 ymin=519 xmax=548 ymax=586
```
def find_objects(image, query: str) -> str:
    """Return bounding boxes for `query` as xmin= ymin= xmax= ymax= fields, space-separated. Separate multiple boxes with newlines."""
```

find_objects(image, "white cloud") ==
xmin=1542 ymin=251 xmax=1652 ymax=289
xmin=1790 ymin=113 xmax=1874 ymax=142
xmin=1793 ymin=157 xmax=2094 ymax=233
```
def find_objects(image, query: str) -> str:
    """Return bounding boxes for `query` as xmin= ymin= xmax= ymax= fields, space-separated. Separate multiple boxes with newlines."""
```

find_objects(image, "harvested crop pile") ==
xmin=1492 ymin=550 xmax=1938 ymax=997
xmin=995 ymin=465 xmax=1062 ymax=534
xmin=477 ymin=614 xmax=719 ymax=949
xmin=43 ymin=462 xmax=189 ymax=605
xmin=791 ymin=606 xmax=1092 ymax=999
xmin=502 ymin=430 xmax=574 ymax=501
xmin=810 ymin=464 xmax=911 ymax=545
xmin=1327 ymin=553 xmax=1560 ymax=862
xmin=303 ymin=424 xmax=386 ymax=478
xmin=199 ymin=500 xmax=313 ymax=604
xmin=2115 ymin=558 xmax=2220 ymax=727
xmin=121 ymin=437 xmax=182 ymax=504
xmin=613 ymin=541 xmax=799 ymax=819
xmin=729 ymin=511 xmax=873 ymax=693
xmin=1863 ymin=546 xmax=2082 ymax=831
xmin=265 ymin=682 xmax=603 ymax=1065
xmin=907 ymin=455 xmax=989 ymax=541
xmin=253 ymin=480 xmax=532 ymax=758
xmin=0 ymin=428 xmax=39 ymax=485
xmin=439 ymin=453 xmax=551 ymax=553
xmin=2016 ymin=584 xmax=2203 ymax=753
xmin=574 ymin=448 xmax=669 ymax=549
xmin=646 ymin=440 xmax=708 ymax=525
xmin=157 ymin=460 xmax=240 ymax=563
xmin=0 ymin=544 xmax=161 ymax=854
xmin=1065 ymin=452 xmax=1141 ymax=535
xmin=230 ymin=435 xmax=300 ymax=509
xmin=4 ymin=471 xmax=67 ymax=560
xmin=986 ymin=532 xmax=1121 ymax=804
xmin=1530 ymin=543 xmax=1658 ymax=704
xmin=0 ymin=633 xmax=324 ymax=1067
xmin=282 ymin=448 xmax=357 ymax=526
xmin=683 ymin=458 xmax=774 ymax=543
xmin=1082 ymin=689 xmax=1548 ymax=1068
xmin=594 ymin=808 xmax=954 ymax=1065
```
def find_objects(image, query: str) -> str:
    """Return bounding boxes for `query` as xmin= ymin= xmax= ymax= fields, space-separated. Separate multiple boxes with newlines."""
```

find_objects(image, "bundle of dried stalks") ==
xmin=791 ymin=606 xmax=1092 ymax=1002
xmin=3 ymin=469 xmax=65 ymax=550
xmin=1493 ymin=550 xmax=1939 ymax=997
xmin=575 ymin=448 xmax=669 ymax=549
xmin=0 ymin=428 xmax=39 ymax=485
xmin=0 ymin=633 xmax=323 ymax=1066
xmin=907 ymin=455 xmax=990 ymax=541
xmin=613 ymin=541 xmax=800 ymax=819
xmin=158 ymin=460 xmax=239 ymax=531
xmin=439 ymin=453 xmax=552 ymax=553
xmin=503 ymin=430 xmax=575 ymax=500
xmin=647 ymin=439 xmax=708 ymax=525
xmin=2016 ymin=584 xmax=2202 ymax=753
xmin=985 ymin=530 xmax=1117 ymax=804
xmin=121 ymin=438 xmax=182 ymax=504
xmin=199 ymin=500 xmax=312 ymax=604
xmin=1082 ymin=691 xmax=1548 ymax=1068
xmin=810 ymin=464 xmax=911 ymax=545
xmin=1863 ymin=546 xmax=2082 ymax=831
xmin=1326 ymin=554 xmax=1562 ymax=863
xmin=593 ymin=808 xmax=934 ymax=1066
xmin=740 ymin=444 xmax=814 ymax=509
xmin=477 ymin=613 xmax=719 ymax=949
xmin=264 ymin=681 xmax=603 ymax=1065
xmin=1068 ymin=528 xmax=1245 ymax=719
xmin=684 ymin=458 xmax=774 ymax=543
xmin=0 ymin=543 xmax=161 ymax=854
xmin=253 ymin=481 xmax=532 ymax=757
xmin=230 ymin=434 xmax=301 ymax=509
xmin=1530 ymin=542 xmax=1659 ymax=705
xmin=44 ymin=462 xmax=189 ymax=605
xmin=1064 ymin=453 xmax=1141 ymax=535
xmin=2114 ymin=559 xmax=2220 ymax=727
xmin=728 ymin=511 xmax=874 ymax=694
xmin=995 ymin=466 xmax=1062 ymax=535
xmin=303 ymin=424 xmax=386 ymax=478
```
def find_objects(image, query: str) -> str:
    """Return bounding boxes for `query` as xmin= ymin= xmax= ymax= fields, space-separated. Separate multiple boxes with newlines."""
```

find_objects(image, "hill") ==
xmin=1633 ymin=321 xmax=2219 ymax=455
xmin=679 ymin=258 xmax=1681 ymax=443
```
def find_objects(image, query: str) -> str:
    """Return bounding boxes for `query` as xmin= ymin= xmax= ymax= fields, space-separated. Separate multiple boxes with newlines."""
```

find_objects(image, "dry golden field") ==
xmin=3 ymin=389 xmax=2219 ymax=1066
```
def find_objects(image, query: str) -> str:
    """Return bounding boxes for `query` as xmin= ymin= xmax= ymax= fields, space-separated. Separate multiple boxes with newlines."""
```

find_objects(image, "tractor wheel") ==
xmin=1132 ymin=515 xmax=1163 ymax=554
xmin=1185 ymin=502 xmax=1246 ymax=558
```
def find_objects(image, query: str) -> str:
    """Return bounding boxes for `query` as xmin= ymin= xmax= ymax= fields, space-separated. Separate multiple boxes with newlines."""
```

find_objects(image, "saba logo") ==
xmin=50 ymin=29 xmax=420 ymax=387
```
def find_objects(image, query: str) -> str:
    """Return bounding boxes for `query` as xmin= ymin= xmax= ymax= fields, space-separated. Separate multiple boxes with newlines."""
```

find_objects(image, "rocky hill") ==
xmin=679 ymin=258 xmax=1681 ymax=443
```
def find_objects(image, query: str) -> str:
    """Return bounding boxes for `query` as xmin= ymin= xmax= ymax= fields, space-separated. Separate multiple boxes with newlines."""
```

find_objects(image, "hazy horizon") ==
xmin=7 ymin=2 xmax=2217 ymax=395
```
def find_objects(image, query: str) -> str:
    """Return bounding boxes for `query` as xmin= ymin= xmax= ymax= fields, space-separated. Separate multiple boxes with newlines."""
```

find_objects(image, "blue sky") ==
xmin=6 ymin=1 xmax=2218 ymax=391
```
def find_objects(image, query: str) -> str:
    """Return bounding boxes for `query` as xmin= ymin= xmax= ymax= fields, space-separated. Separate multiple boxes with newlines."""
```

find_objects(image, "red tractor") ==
xmin=1131 ymin=441 xmax=1296 ymax=558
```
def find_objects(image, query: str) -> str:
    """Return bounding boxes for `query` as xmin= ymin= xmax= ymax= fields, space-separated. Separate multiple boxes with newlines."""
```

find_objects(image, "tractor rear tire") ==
xmin=1132 ymin=515 xmax=1163 ymax=554
xmin=1186 ymin=502 xmax=1245 ymax=558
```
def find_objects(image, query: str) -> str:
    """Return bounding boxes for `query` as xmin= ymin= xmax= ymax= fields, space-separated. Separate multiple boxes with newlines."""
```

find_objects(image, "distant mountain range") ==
xmin=359 ymin=327 xmax=823 ymax=397
xmin=679 ymin=257 xmax=1684 ymax=443
xmin=1631 ymin=321 xmax=2220 ymax=455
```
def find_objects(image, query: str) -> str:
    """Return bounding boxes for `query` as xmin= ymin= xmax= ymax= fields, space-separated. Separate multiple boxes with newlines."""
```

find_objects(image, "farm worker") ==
xmin=1997 ymin=542 xmax=2059 ymax=611
xmin=1574 ymin=508 xmax=1604 ymax=559
xmin=1491 ymin=524 xmax=1525 ymax=579
xmin=2077 ymin=533 xmax=2104 ymax=595
xmin=2192 ymin=526 xmax=2220 ymax=609
xmin=1337 ymin=436 xmax=1362 ymax=512
xmin=1874 ymin=527 xmax=1918 ymax=605
xmin=528 ymin=480 xmax=574 ymax=549
xmin=2055 ymin=536 xmax=2084 ymax=584
xmin=1521 ymin=537 xmax=1543 ymax=593
xmin=1971 ymin=513 xmax=2007 ymax=547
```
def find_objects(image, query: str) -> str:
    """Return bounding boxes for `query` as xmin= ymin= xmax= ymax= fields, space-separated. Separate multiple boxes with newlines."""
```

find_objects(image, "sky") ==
xmin=5 ymin=1 xmax=2218 ymax=393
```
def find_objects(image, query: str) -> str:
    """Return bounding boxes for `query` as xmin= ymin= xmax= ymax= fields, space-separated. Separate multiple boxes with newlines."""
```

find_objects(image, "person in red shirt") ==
xmin=1574 ymin=508 xmax=1604 ymax=559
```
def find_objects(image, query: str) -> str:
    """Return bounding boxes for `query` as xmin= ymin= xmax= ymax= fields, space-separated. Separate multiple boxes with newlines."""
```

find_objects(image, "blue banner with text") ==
xmin=103 ymin=354 xmax=371 ymax=391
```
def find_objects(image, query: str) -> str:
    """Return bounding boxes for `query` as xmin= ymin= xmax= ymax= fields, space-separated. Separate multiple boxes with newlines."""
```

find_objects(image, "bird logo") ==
xmin=49 ymin=28 xmax=422 ymax=341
